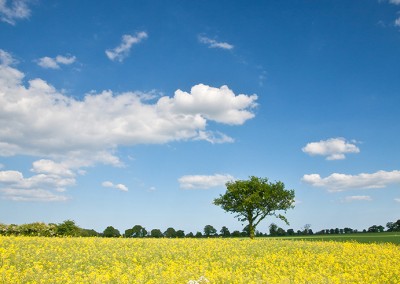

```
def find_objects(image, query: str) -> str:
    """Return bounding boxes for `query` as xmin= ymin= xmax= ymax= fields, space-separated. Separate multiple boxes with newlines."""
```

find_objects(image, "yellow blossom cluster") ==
xmin=0 ymin=236 xmax=399 ymax=283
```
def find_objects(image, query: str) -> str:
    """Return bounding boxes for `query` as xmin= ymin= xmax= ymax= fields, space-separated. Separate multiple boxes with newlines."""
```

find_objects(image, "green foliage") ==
xmin=186 ymin=232 xmax=194 ymax=238
xmin=125 ymin=225 xmax=147 ymax=238
xmin=176 ymin=230 xmax=185 ymax=238
xmin=164 ymin=227 xmax=177 ymax=238
xmin=386 ymin=220 xmax=400 ymax=232
xmin=214 ymin=176 xmax=295 ymax=239
xmin=220 ymin=226 xmax=231 ymax=237
xmin=56 ymin=220 xmax=81 ymax=237
xmin=103 ymin=226 xmax=120 ymax=238
xmin=203 ymin=225 xmax=217 ymax=237
xmin=150 ymin=229 xmax=163 ymax=238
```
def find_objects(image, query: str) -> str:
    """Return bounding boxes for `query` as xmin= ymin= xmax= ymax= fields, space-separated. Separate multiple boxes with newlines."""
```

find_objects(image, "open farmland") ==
xmin=1 ymin=236 xmax=399 ymax=283
xmin=273 ymin=232 xmax=400 ymax=245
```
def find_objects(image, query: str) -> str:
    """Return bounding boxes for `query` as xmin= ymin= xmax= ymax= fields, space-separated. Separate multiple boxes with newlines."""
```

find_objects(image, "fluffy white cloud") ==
xmin=395 ymin=198 xmax=400 ymax=203
xmin=302 ymin=137 xmax=360 ymax=160
xmin=179 ymin=174 xmax=234 ymax=189
xmin=106 ymin=32 xmax=148 ymax=62
xmin=342 ymin=195 xmax=372 ymax=202
xmin=31 ymin=159 xmax=74 ymax=177
xmin=0 ymin=160 xmax=75 ymax=201
xmin=198 ymin=35 xmax=234 ymax=50
xmin=395 ymin=17 xmax=400 ymax=27
xmin=159 ymin=84 xmax=257 ymax=125
xmin=0 ymin=0 xmax=30 ymax=25
xmin=302 ymin=170 xmax=400 ymax=192
xmin=102 ymin=181 xmax=128 ymax=192
xmin=36 ymin=55 xmax=76 ymax=69
xmin=0 ymin=50 xmax=257 ymax=168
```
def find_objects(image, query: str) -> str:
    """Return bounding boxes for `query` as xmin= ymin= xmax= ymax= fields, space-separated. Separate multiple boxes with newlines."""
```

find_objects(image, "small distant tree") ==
xmin=150 ymin=229 xmax=163 ymax=238
xmin=203 ymin=225 xmax=217 ymax=237
xmin=57 ymin=220 xmax=80 ymax=237
xmin=277 ymin=227 xmax=286 ymax=236
xmin=186 ymin=232 xmax=194 ymax=238
xmin=125 ymin=225 xmax=147 ymax=238
xmin=303 ymin=224 xmax=311 ymax=235
xmin=214 ymin=176 xmax=295 ymax=239
xmin=269 ymin=223 xmax=278 ymax=236
xmin=80 ymin=229 xmax=100 ymax=237
xmin=220 ymin=226 xmax=231 ymax=237
xmin=103 ymin=226 xmax=120 ymax=238
xmin=368 ymin=225 xmax=384 ymax=233
xmin=386 ymin=220 xmax=400 ymax=232
xmin=344 ymin=227 xmax=354 ymax=234
xmin=287 ymin=229 xmax=295 ymax=236
xmin=195 ymin=231 xmax=203 ymax=238
xmin=164 ymin=227 xmax=177 ymax=238
xmin=176 ymin=230 xmax=185 ymax=238
xmin=231 ymin=230 xmax=241 ymax=237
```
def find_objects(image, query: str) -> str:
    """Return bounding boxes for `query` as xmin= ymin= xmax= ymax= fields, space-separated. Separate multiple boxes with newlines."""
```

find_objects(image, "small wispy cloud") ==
xmin=0 ymin=0 xmax=31 ymax=25
xmin=106 ymin=32 xmax=148 ymax=62
xmin=302 ymin=137 xmax=360 ymax=160
xmin=394 ymin=198 xmax=400 ymax=203
xmin=198 ymin=35 xmax=234 ymax=50
xmin=36 ymin=55 xmax=76 ymax=69
xmin=179 ymin=174 xmax=234 ymax=189
xmin=195 ymin=131 xmax=234 ymax=144
xmin=342 ymin=195 xmax=372 ymax=202
xmin=302 ymin=170 xmax=400 ymax=192
xmin=102 ymin=181 xmax=128 ymax=192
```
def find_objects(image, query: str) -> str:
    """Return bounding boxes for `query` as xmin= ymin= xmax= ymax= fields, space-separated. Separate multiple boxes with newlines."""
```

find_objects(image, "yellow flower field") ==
xmin=0 ymin=236 xmax=399 ymax=283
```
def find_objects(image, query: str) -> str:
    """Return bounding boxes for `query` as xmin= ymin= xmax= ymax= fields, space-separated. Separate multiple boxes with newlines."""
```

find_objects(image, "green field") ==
xmin=272 ymin=232 xmax=400 ymax=245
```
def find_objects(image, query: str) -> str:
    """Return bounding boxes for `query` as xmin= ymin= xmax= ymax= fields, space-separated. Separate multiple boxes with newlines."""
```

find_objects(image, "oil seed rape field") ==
xmin=1 ymin=236 xmax=399 ymax=283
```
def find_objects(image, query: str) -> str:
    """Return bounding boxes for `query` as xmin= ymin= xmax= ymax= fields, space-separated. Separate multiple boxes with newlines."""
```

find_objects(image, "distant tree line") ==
xmin=1 ymin=219 xmax=399 ymax=238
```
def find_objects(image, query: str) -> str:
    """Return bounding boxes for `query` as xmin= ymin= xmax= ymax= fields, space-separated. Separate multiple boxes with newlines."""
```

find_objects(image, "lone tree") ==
xmin=213 ymin=176 xmax=295 ymax=239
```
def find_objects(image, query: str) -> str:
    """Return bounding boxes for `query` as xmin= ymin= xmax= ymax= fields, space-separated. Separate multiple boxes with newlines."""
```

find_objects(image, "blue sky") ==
xmin=0 ymin=0 xmax=399 ymax=234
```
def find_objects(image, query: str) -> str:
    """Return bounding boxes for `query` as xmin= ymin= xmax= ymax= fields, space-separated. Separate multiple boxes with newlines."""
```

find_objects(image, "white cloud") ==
xmin=31 ymin=159 xmax=74 ymax=177
xmin=0 ymin=0 xmax=31 ymax=25
xmin=102 ymin=181 xmax=128 ymax=192
xmin=179 ymin=174 xmax=234 ymax=189
xmin=159 ymin=84 xmax=258 ymax=125
xmin=389 ymin=0 xmax=400 ymax=4
xmin=302 ymin=170 xmax=400 ymax=192
xmin=36 ymin=55 xmax=76 ymax=69
xmin=106 ymin=32 xmax=148 ymax=62
xmin=0 ymin=188 xmax=69 ymax=201
xmin=0 ymin=160 xmax=75 ymax=201
xmin=302 ymin=137 xmax=360 ymax=160
xmin=395 ymin=17 xmax=400 ymax=27
xmin=195 ymin=131 xmax=234 ymax=144
xmin=198 ymin=35 xmax=234 ymax=50
xmin=395 ymin=198 xmax=400 ymax=203
xmin=0 ymin=49 xmax=16 ymax=65
xmin=0 ymin=50 xmax=257 ymax=169
xmin=342 ymin=195 xmax=372 ymax=202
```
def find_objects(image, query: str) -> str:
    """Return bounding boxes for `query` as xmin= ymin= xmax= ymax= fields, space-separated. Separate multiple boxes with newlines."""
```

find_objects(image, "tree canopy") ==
xmin=214 ymin=176 xmax=295 ymax=239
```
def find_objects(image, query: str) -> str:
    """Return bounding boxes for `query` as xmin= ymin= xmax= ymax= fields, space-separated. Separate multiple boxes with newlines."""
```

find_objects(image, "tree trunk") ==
xmin=249 ymin=221 xmax=255 ymax=239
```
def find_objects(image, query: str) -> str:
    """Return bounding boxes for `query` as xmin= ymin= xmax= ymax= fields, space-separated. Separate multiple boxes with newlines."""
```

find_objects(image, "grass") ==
xmin=271 ymin=232 xmax=400 ymax=245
